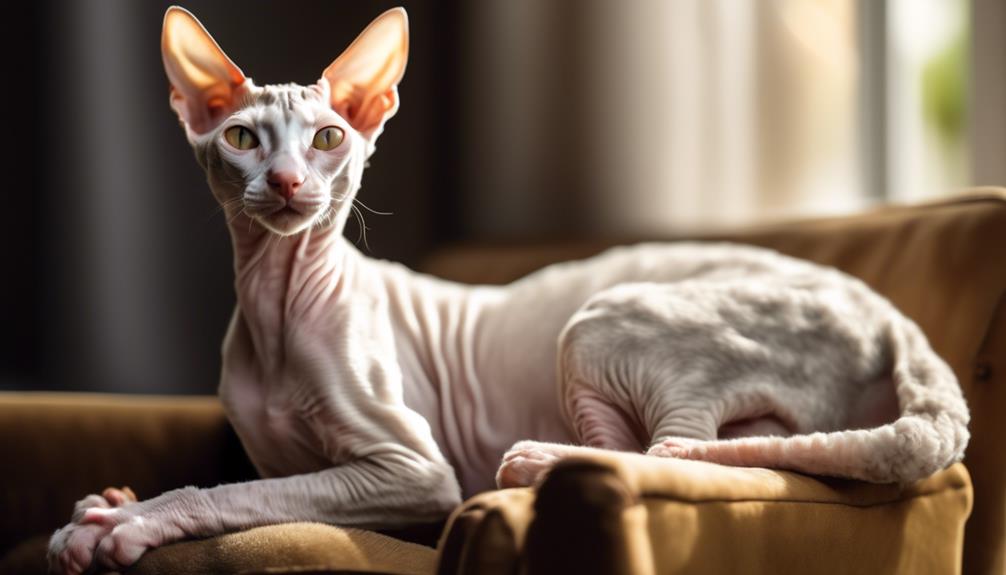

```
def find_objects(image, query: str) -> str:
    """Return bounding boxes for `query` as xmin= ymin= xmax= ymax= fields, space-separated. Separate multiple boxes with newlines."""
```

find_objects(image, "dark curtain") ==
xmin=3 ymin=0 xmax=465 ymax=394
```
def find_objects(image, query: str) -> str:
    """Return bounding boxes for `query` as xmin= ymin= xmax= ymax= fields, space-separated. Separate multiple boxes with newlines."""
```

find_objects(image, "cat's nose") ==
xmin=267 ymin=170 xmax=304 ymax=200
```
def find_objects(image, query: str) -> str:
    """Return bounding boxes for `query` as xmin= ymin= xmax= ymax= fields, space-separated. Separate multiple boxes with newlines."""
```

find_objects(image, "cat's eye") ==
xmin=312 ymin=127 xmax=345 ymax=151
xmin=224 ymin=126 xmax=259 ymax=150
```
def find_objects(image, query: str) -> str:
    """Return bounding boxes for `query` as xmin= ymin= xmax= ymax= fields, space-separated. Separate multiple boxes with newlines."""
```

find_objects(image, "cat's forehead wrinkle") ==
xmin=233 ymin=83 xmax=332 ymax=135
xmin=245 ymin=83 xmax=327 ymax=109
xmin=258 ymin=119 xmax=281 ymax=151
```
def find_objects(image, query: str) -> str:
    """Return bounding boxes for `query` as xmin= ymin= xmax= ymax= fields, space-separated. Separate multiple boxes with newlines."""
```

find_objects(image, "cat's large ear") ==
xmin=321 ymin=8 xmax=408 ymax=142
xmin=161 ymin=6 xmax=248 ymax=135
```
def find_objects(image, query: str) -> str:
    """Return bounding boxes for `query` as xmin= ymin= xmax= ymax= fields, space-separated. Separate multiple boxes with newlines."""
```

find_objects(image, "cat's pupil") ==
xmin=224 ymin=125 xmax=259 ymax=150
xmin=312 ymin=127 xmax=344 ymax=151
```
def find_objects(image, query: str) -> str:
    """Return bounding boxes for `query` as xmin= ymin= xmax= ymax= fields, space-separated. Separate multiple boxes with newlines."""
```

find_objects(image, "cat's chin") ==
xmin=256 ymin=208 xmax=321 ymax=236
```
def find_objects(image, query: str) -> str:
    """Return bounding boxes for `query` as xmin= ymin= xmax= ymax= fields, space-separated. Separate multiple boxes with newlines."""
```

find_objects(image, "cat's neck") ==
xmin=224 ymin=210 xmax=361 ymax=320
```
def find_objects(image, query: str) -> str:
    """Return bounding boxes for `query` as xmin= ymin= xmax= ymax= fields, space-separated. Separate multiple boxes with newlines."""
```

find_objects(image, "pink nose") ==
xmin=267 ymin=170 xmax=304 ymax=200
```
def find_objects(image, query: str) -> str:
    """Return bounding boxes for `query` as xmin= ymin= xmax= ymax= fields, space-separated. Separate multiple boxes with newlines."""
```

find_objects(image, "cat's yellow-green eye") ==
xmin=224 ymin=126 xmax=259 ymax=150
xmin=312 ymin=127 xmax=345 ymax=151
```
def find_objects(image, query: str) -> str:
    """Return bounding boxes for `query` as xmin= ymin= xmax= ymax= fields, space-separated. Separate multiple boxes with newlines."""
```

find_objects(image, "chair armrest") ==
xmin=0 ymin=392 xmax=255 ymax=552
xmin=439 ymin=453 xmax=972 ymax=575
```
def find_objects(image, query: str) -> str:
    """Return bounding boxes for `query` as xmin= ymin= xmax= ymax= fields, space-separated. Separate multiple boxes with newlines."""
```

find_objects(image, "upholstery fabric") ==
xmin=1 ymin=525 xmax=437 ymax=575
xmin=439 ymin=454 xmax=971 ymax=575
xmin=131 ymin=523 xmax=437 ymax=575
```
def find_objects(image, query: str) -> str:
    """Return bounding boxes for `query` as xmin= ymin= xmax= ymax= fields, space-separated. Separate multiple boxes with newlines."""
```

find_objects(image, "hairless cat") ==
xmin=48 ymin=7 xmax=968 ymax=574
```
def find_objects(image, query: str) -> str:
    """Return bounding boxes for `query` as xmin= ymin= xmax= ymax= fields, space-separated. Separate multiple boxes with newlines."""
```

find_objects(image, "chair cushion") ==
xmin=440 ymin=453 xmax=973 ymax=574
xmin=1 ymin=523 xmax=436 ymax=575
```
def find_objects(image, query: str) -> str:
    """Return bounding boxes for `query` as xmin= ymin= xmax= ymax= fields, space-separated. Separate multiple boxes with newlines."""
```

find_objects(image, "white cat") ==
xmin=48 ymin=7 xmax=969 ymax=574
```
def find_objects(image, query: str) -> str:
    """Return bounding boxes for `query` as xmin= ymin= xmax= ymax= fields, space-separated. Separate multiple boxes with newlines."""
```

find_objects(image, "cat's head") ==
xmin=160 ymin=6 xmax=407 ymax=236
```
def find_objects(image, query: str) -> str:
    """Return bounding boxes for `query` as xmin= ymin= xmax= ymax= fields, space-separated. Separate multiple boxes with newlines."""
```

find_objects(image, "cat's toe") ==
xmin=49 ymin=522 xmax=107 ymax=575
xmin=94 ymin=525 xmax=150 ymax=571
xmin=496 ymin=446 xmax=562 ymax=488
xmin=646 ymin=437 xmax=703 ymax=458
xmin=102 ymin=486 xmax=137 ymax=507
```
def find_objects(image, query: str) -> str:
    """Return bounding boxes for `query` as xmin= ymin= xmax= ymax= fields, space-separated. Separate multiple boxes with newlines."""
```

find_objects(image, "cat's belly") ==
xmin=413 ymin=373 xmax=575 ymax=497
xmin=394 ymin=288 xmax=578 ymax=497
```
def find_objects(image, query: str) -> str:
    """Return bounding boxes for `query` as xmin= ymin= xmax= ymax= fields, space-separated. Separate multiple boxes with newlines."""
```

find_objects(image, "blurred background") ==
xmin=4 ymin=0 xmax=1004 ymax=395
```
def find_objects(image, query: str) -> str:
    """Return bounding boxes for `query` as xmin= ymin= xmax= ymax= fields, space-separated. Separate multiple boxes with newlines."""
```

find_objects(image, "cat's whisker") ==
xmin=204 ymin=197 xmax=245 ymax=225
xmin=226 ymin=206 xmax=249 ymax=227
xmin=204 ymin=199 xmax=243 ymax=223
xmin=322 ymin=205 xmax=335 ymax=231
xmin=351 ymin=204 xmax=373 ymax=252
xmin=353 ymin=197 xmax=392 ymax=216
xmin=313 ymin=205 xmax=331 ymax=232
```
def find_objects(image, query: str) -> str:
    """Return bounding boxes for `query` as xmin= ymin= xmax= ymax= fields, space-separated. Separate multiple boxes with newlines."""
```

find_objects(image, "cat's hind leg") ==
xmin=556 ymin=277 xmax=968 ymax=485
xmin=648 ymin=313 xmax=970 ymax=484
xmin=500 ymin=275 xmax=968 ymax=488
xmin=497 ymin=284 xmax=730 ymax=489
xmin=555 ymin=281 xmax=756 ymax=455
xmin=496 ymin=385 xmax=651 ymax=488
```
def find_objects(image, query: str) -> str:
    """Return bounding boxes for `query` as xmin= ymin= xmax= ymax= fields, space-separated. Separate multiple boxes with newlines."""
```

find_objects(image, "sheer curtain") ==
xmin=459 ymin=0 xmax=987 ymax=239
xmin=461 ymin=0 xmax=862 ymax=238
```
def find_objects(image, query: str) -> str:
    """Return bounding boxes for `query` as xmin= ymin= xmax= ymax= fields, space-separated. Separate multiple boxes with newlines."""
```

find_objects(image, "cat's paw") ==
xmin=49 ymin=487 xmax=139 ymax=574
xmin=496 ymin=441 xmax=568 ymax=488
xmin=645 ymin=437 xmax=706 ymax=459
xmin=48 ymin=495 xmax=168 ymax=575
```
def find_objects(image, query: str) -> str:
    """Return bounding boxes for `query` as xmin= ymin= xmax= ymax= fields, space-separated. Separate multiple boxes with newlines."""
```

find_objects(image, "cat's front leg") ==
xmin=48 ymin=455 xmax=461 ymax=574
xmin=48 ymin=486 xmax=213 ymax=575
xmin=48 ymin=412 xmax=462 ymax=575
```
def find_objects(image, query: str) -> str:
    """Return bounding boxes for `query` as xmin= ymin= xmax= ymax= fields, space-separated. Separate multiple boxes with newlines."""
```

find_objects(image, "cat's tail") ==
xmin=871 ymin=311 xmax=970 ymax=480
xmin=649 ymin=313 xmax=970 ymax=484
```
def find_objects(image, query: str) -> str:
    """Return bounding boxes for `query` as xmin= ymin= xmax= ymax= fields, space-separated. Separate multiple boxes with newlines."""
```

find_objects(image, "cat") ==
xmin=48 ymin=6 xmax=969 ymax=574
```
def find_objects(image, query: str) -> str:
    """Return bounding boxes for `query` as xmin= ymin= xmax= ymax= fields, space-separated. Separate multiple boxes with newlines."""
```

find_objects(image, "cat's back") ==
xmin=502 ymin=241 xmax=823 ymax=300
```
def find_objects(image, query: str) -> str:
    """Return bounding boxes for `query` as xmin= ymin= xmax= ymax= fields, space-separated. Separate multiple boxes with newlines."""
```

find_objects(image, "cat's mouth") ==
xmin=254 ymin=202 xmax=325 ymax=236
xmin=273 ymin=206 xmax=301 ymax=217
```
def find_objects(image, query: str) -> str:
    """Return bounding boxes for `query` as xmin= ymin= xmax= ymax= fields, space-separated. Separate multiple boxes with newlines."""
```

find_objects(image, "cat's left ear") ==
xmin=321 ymin=8 xmax=408 ymax=144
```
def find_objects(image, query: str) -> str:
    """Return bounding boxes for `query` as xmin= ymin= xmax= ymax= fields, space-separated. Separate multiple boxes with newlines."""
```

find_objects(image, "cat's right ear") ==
xmin=161 ymin=6 xmax=248 ymax=135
